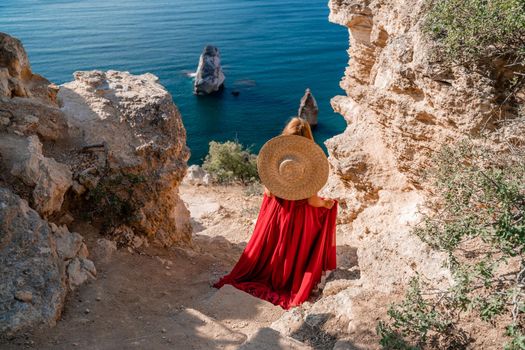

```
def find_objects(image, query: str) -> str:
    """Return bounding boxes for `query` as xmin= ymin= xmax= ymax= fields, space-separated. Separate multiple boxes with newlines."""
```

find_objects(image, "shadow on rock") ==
xmin=290 ymin=312 xmax=338 ymax=349
xmin=336 ymin=244 xmax=358 ymax=270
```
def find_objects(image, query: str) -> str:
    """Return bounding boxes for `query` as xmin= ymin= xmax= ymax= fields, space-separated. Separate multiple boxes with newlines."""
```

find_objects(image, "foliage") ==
xmin=423 ymin=0 xmax=525 ymax=113
xmin=378 ymin=141 xmax=525 ymax=349
xmin=85 ymin=172 xmax=146 ymax=228
xmin=202 ymin=140 xmax=259 ymax=184
xmin=377 ymin=277 xmax=454 ymax=349
xmin=423 ymin=0 xmax=525 ymax=66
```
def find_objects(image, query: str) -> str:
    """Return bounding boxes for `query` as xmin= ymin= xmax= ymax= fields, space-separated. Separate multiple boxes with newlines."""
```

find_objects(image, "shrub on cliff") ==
xmin=377 ymin=140 xmax=525 ymax=349
xmin=424 ymin=0 xmax=525 ymax=66
xmin=424 ymin=0 xmax=525 ymax=113
xmin=202 ymin=140 xmax=259 ymax=184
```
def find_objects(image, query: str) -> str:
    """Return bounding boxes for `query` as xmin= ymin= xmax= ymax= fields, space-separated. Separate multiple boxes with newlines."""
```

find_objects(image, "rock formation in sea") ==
xmin=193 ymin=45 xmax=225 ymax=95
xmin=297 ymin=88 xmax=318 ymax=127
xmin=271 ymin=0 xmax=525 ymax=347
xmin=0 ymin=32 xmax=191 ymax=335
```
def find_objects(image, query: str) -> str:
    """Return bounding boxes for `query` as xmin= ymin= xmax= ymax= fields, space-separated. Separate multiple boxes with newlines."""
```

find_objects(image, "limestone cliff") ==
xmin=0 ymin=33 xmax=191 ymax=336
xmin=274 ymin=0 xmax=524 ymax=347
xmin=59 ymin=70 xmax=191 ymax=246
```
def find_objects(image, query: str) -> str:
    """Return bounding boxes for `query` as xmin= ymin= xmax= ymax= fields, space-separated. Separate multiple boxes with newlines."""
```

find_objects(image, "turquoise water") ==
xmin=0 ymin=0 xmax=348 ymax=164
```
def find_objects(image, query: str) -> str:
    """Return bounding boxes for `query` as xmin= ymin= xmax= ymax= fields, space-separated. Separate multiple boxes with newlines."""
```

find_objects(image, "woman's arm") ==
xmin=307 ymin=194 xmax=335 ymax=209
xmin=263 ymin=185 xmax=273 ymax=197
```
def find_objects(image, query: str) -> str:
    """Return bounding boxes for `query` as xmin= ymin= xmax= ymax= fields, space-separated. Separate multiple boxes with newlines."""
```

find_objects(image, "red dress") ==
xmin=213 ymin=193 xmax=338 ymax=309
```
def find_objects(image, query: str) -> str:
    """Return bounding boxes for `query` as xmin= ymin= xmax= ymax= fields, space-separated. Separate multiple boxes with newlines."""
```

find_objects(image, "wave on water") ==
xmin=233 ymin=79 xmax=257 ymax=87
xmin=182 ymin=70 xmax=197 ymax=78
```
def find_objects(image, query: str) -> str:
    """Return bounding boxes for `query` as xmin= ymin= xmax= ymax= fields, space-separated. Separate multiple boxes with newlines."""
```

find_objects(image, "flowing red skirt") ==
xmin=213 ymin=193 xmax=338 ymax=309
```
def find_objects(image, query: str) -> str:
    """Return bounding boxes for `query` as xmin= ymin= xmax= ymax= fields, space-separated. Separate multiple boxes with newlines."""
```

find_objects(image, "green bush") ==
xmin=378 ymin=141 xmax=525 ymax=349
xmin=202 ymin=140 xmax=259 ymax=184
xmin=423 ymin=0 xmax=525 ymax=65
xmin=84 ymin=172 xmax=146 ymax=229
xmin=377 ymin=277 xmax=455 ymax=349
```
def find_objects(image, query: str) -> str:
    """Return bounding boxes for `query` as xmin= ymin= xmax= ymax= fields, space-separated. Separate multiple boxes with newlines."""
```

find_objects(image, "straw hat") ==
xmin=257 ymin=135 xmax=329 ymax=200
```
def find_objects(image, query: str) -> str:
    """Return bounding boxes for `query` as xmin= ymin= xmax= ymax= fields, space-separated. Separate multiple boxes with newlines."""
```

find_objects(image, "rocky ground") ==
xmin=1 ymin=181 xmax=362 ymax=350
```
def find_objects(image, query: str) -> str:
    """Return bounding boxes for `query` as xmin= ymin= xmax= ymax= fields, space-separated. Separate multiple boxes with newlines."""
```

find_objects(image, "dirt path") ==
xmin=3 ymin=183 xmax=316 ymax=349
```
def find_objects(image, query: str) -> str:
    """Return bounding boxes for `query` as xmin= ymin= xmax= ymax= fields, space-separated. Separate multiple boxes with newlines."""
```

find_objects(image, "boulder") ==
xmin=0 ymin=134 xmax=72 ymax=217
xmin=0 ymin=187 xmax=94 ymax=336
xmin=52 ymin=224 xmax=84 ymax=260
xmin=0 ymin=32 xmax=59 ymax=103
xmin=193 ymin=45 xmax=225 ymax=95
xmin=0 ymin=42 xmax=66 ymax=139
xmin=183 ymin=164 xmax=211 ymax=185
xmin=0 ymin=33 xmax=71 ymax=218
xmin=66 ymin=257 xmax=96 ymax=290
xmin=297 ymin=88 xmax=319 ymax=127
xmin=59 ymin=70 xmax=192 ymax=246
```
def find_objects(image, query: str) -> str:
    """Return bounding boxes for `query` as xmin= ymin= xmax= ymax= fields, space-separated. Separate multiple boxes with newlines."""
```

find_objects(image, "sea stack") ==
xmin=193 ymin=45 xmax=225 ymax=95
xmin=298 ymin=88 xmax=318 ymax=127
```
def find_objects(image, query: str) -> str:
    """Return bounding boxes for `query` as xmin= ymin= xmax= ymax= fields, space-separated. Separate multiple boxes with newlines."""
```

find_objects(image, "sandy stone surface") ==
xmin=59 ymin=69 xmax=191 ymax=246
xmin=1 ymin=183 xmax=316 ymax=349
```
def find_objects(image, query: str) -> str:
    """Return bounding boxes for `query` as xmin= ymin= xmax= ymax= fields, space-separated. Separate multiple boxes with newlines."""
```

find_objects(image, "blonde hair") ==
xmin=282 ymin=117 xmax=314 ymax=141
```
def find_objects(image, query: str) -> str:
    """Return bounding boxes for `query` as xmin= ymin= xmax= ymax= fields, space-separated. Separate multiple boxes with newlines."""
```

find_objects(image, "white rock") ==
xmin=67 ymin=257 xmax=96 ymax=290
xmin=54 ymin=226 xmax=84 ymax=260
xmin=9 ymin=135 xmax=72 ymax=216
xmin=193 ymin=45 xmax=225 ymax=95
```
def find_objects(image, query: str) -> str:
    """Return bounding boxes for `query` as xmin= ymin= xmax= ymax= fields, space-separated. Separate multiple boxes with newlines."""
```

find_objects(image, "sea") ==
xmin=0 ymin=0 xmax=349 ymax=164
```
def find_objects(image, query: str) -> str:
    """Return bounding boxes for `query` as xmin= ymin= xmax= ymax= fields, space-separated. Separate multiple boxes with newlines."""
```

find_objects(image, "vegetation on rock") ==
xmin=376 ymin=3 xmax=525 ymax=347
xmin=202 ymin=140 xmax=259 ymax=184
xmin=84 ymin=172 xmax=146 ymax=230
xmin=424 ymin=0 xmax=525 ymax=66
xmin=424 ymin=0 xmax=525 ymax=121
xmin=377 ymin=141 xmax=525 ymax=349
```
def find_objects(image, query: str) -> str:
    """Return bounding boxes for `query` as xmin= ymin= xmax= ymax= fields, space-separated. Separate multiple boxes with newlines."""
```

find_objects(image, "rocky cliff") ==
xmin=0 ymin=33 xmax=191 ymax=336
xmin=273 ymin=0 xmax=524 ymax=347
xmin=59 ymin=70 xmax=191 ymax=246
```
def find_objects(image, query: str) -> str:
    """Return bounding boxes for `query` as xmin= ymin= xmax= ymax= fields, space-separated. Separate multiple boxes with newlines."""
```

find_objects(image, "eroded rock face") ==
xmin=0 ymin=188 xmax=95 ymax=336
xmin=193 ymin=45 xmax=225 ymax=95
xmin=0 ymin=98 xmax=67 ymax=141
xmin=320 ymin=0 xmax=457 ymax=304
xmin=0 ymin=33 xmax=71 ymax=219
xmin=274 ymin=0 xmax=525 ymax=347
xmin=59 ymin=70 xmax=192 ymax=246
xmin=0 ymin=32 xmax=59 ymax=103
xmin=9 ymin=135 xmax=72 ymax=217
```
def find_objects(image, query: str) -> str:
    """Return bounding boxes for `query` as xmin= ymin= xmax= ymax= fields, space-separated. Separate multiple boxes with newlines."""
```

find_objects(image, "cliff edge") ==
xmin=273 ymin=0 xmax=524 ymax=348
xmin=0 ymin=32 xmax=191 ymax=337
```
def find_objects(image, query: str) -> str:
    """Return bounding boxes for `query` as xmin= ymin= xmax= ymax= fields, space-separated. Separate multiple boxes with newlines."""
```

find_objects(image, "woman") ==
xmin=213 ymin=117 xmax=338 ymax=309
